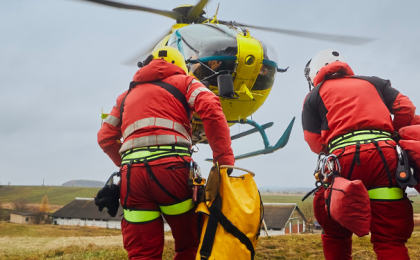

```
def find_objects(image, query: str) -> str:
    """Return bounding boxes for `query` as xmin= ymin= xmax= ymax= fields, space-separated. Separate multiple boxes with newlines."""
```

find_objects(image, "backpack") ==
xmin=195 ymin=165 xmax=263 ymax=260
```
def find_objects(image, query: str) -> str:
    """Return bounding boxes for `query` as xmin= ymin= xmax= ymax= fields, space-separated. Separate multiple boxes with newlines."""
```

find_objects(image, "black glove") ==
xmin=94 ymin=184 xmax=120 ymax=217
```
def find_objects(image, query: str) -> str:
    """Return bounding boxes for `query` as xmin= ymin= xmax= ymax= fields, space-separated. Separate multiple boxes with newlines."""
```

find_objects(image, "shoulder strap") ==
xmin=199 ymin=195 xmax=255 ymax=260
xmin=148 ymin=81 xmax=191 ymax=119
xmin=119 ymin=81 xmax=191 ymax=124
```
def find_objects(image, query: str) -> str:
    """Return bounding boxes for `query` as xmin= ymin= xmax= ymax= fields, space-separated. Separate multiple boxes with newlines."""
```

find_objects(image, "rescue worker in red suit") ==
xmin=302 ymin=49 xmax=416 ymax=260
xmin=97 ymin=46 xmax=234 ymax=260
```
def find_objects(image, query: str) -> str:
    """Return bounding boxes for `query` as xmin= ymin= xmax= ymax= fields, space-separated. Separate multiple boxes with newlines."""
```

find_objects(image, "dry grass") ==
xmin=2 ymin=221 xmax=420 ymax=260
xmin=0 ymin=223 xmax=121 ymax=237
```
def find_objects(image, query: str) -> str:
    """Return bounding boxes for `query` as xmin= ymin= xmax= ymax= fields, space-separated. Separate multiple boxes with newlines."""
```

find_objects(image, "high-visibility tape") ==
xmin=121 ymin=146 xmax=190 ymax=164
xmin=329 ymin=130 xmax=393 ymax=152
xmin=123 ymin=209 xmax=161 ymax=223
xmin=188 ymin=87 xmax=211 ymax=107
xmin=159 ymin=199 xmax=195 ymax=216
xmin=119 ymin=134 xmax=191 ymax=154
xmin=122 ymin=117 xmax=191 ymax=144
xmin=186 ymin=79 xmax=200 ymax=93
xmin=368 ymin=187 xmax=404 ymax=200
xmin=104 ymin=115 xmax=120 ymax=127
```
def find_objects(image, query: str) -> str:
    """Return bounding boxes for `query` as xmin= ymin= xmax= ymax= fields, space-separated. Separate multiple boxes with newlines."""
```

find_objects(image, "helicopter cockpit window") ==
xmin=167 ymin=24 xmax=238 ymax=86
xmin=252 ymin=40 xmax=278 ymax=91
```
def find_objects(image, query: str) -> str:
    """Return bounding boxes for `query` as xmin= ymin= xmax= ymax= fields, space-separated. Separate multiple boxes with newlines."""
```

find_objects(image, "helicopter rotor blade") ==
xmin=122 ymin=29 xmax=173 ymax=67
xmin=77 ymin=0 xmax=180 ymax=20
xmin=187 ymin=0 xmax=210 ymax=20
xmin=219 ymin=20 xmax=375 ymax=45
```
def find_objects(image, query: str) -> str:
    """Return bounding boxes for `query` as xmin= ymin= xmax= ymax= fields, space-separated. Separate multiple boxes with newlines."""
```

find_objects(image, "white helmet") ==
xmin=304 ymin=49 xmax=347 ymax=88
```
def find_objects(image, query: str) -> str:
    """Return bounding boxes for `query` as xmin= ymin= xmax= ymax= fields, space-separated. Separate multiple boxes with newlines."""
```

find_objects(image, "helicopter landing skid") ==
xmin=205 ymin=117 xmax=295 ymax=161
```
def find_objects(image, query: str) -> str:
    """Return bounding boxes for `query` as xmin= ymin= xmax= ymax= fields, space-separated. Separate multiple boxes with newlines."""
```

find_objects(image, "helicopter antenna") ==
xmin=214 ymin=3 xmax=220 ymax=23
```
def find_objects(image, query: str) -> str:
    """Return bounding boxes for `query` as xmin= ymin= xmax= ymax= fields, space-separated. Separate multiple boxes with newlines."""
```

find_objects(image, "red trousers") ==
xmin=119 ymin=159 xmax=199 ymax=260
xmin=314 ymin=142 xmax=413 ymax=260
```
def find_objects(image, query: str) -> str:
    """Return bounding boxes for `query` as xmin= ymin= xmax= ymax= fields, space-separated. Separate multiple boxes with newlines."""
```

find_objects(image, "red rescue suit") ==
xmin=98 ymin=59 xmax=234 ymax=259
xmin=302 ymin=62 xmax=416 ymax=260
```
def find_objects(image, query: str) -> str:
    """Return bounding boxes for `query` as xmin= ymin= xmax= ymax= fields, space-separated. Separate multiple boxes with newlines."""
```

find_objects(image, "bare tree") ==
xmin=300 ymin=203 xmax=315 ymax=233
xmin=39 ymin=195 xmax=50 ymax=212
xmin=13 ymin=198 xmax=29 ymax=211
xmin=0 ymin=199 xmax=3 ymax=220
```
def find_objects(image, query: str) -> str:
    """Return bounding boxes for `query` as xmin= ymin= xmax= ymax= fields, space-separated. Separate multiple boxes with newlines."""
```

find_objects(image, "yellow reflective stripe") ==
xmin=121 ymin=146 xmax=190 ymax=162
xmin=330 ymin=130 xmax=391 ymax=145
xmin=368 ymin=187 xmax=404 ymax=200
xmin=330 ymin=137 xmax=393 ymax=152
xmin=122 ymin=152 xmax=190 ymax=163
xmin=159 ymin=199 xmax=195 ymax=216
xmin=123 ymin=209 xmax=161 ymax=223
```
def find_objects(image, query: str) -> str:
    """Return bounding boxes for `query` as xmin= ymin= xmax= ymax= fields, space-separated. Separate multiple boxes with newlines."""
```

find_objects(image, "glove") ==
xmin=94 ymin=184 xmax=120 ymax=217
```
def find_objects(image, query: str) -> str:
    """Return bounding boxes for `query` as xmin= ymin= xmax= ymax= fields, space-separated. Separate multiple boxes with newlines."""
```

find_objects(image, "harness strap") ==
xmin=149 ymin=81 xmax=191 ymax=119
xmin=144 ymin=159 xmax=182 ymax=203
xmin=347 ymin=142 xmax=361 ymax=180
xmin=120 ymin=81 xmax=191 ymax=124
xmin=159 ymin=199 xmax=194 ymax=215
xmin=329 ymin=130 xmax=392 ymax=152
xmin=123 ymin=208 xmax=161 ymax=224
xmin=199 ymin=195 xmax=255 ymax=260
xmin=123 ymin=162 xmax=133 ymax=209
xmin=119 ymin=82 xmax=138 ymax=123
xmin=368 ymin=187 xmax=404 ymax=201
xmin=372 ymin=140 xmax=394 ymax=188
xmin=121 ymin=146 xmax=190 ymax=165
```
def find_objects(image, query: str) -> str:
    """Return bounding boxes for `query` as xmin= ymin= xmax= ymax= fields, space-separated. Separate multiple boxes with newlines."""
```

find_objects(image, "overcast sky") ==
xmin=0 ymin=0 xmax=419 ymax=188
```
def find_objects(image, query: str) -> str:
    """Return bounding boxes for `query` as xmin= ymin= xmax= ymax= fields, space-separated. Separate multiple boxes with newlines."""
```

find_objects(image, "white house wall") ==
xmin=53 ymin=218 xmax=122 ymax=229
xmin=53 ymin=217 xmax=172 ymax=231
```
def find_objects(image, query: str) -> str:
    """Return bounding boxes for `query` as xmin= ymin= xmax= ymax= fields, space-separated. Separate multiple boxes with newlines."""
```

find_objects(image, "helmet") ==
xmin=149 ymin=46 xmax=188 ymax=74
xmin=304 ymin=49 xmax=347 ymax=88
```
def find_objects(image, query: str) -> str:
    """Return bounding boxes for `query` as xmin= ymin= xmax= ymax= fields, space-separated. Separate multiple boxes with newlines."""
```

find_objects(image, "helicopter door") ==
xmin=167 ymin=24 xmax=239 ymax=87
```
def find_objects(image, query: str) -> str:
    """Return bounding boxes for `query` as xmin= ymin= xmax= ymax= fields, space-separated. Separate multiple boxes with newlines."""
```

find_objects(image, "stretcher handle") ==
xmin=220 ymin=165 xmax=256 ymax=177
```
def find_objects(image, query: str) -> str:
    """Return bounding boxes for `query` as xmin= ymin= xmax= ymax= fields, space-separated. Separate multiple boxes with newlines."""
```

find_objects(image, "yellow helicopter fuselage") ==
xmin=154 ymin=23 xmax=278 ymax=139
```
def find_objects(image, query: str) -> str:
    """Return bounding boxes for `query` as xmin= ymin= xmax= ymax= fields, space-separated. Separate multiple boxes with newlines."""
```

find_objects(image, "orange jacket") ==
xmin=302 ymin=61 xmax=416 ymax=154
xmin=98 ymin=59 xmax=234 ymax=167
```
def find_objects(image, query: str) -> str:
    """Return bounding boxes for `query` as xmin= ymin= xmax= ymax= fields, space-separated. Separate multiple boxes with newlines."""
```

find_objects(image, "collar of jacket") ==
xmin=313 ymin=61 xmax=355 ymax=86
xmin=132 ymin=59 xmax=187 ymax=83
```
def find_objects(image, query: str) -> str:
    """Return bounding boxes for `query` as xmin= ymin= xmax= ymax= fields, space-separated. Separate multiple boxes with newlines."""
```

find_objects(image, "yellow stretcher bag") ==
xmin=195 ymin=165 xmax=263 ymax=260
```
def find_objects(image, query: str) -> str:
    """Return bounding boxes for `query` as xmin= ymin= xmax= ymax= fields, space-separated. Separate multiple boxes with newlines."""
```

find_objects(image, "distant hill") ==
xmin=62 ymin=180 xmax=104 ymax=187
xmin=0 ymin=186 xmax=100 ymax=206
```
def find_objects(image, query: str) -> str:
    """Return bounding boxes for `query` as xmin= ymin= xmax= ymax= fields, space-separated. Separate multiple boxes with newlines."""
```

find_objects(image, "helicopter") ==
xmin=88 ymin=0 xmax=374 ymax=160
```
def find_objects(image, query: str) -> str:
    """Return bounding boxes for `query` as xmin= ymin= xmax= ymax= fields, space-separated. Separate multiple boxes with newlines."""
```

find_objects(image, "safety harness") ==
xmin=120 ymin=80 xmax=195 ymax=224
xmin=329 ymin=130 xmax=405 ymax=201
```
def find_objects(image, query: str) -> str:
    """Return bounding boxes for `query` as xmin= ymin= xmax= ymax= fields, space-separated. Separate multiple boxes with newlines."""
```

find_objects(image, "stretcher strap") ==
xmin=200 ymin=196 xmax=255 ymax=260
xmin=368 ymin=187 xmax=404 ymax=201
xmin=123 ymin=208 xmax=161 ymax=223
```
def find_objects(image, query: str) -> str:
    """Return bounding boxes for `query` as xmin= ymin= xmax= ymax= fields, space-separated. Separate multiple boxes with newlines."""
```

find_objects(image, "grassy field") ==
xmin=262 ymin=194 xmax=420 ymax=213
xmin=0 ymin=185 xmax=99 ymax=206
xmin=1 ymin=223 xmax=420 ymax=259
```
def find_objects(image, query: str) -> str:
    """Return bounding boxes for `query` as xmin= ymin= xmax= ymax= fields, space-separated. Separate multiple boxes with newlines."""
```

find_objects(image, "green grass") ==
xmin=261 ymin=195 xmax=313 ymax=207
xmin=0 ymin=185 xmax=99 ymax=206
